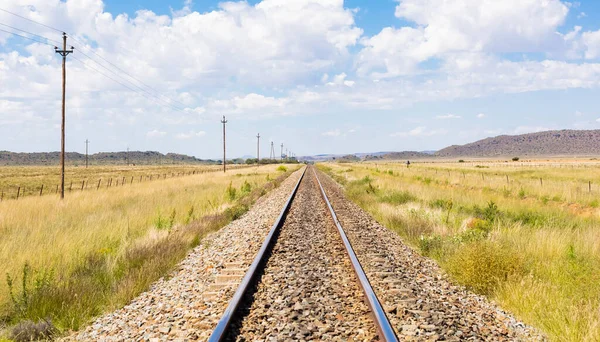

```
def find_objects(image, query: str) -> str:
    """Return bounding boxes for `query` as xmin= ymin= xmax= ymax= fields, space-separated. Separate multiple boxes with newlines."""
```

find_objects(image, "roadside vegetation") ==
xmin=319 ymin=161 xmax=600 ymax=341
xmin=0 ymin=164 xmax=298 ymax=340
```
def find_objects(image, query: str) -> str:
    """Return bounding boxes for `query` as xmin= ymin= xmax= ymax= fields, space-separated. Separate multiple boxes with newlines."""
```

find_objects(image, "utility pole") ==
xmin=221 ymin=115 xmax=228 ymax=172
xmin=55 ymin=33 xmax=73 ymax=200
xmin=280 ymin=143 xmax=284 ymax=162
xmin=256 ymin=133 xmax=260 ymax=163
xmin=270 ymin=141 xmax=275 ymax=159
xmin=85 ymin=139 xmax=89 ymax=168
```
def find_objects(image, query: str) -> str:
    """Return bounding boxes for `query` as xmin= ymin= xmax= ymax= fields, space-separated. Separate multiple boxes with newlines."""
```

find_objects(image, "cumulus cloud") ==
xmin=357 ymin=0 xmax=570 ymax=78
xmin=477 ymin=113 xmax=486 ymax=118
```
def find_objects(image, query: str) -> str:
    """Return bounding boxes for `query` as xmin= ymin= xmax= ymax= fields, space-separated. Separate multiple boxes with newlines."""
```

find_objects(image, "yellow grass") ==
xmin=0 ymin=164 xmax=298 ymax=337
xmin=320 ymin=161 xmax=600 ymax=341
xmin=0 ymin=164 xmax=250 ymax=200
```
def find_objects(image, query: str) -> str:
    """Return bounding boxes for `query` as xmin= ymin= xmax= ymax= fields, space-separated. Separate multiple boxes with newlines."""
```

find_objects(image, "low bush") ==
xmin=445 ymin=240 xmax=524 ymax=295
xmin=380 ymin=190 xmax=415 ymax=205
xmin=276 ymin=165 xmax=287 ymax=172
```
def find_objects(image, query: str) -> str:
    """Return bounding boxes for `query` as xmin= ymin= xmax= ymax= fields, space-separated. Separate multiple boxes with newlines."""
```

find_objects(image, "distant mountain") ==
xmin=435 ymin=129 xmax=600 ymax=157
xmin=364 ymin=151 xmax=432 ymax=161
xmin=0 ymin=151 xmax=219 ymax=166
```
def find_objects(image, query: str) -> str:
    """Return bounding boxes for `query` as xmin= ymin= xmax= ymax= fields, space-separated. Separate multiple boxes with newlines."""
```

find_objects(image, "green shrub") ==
xmin=518 ymin=188 xmax=526 ymax=199
xmin=418 ymin=235 xmax=444 ymax=257
xmin=380 ymin=190 xmax=415 ymax=205
xmin=226 ymin=182 xmax=237 ymax=201
xmin=276 ymin=165 xmax=287 ymax=172
xmin=473 ymin=201 xmax=500 ymax=222
xmin=541 ymin=195 xmax=550 ymax=205
xmin=446 ymin=240 xmax=523 ymax=295
xmin=512 ymin=157 xmax=520 ymax=161
xmin=458 ymin=159 xmax=465 ymax=163
xmin=240 ymin=180 xmax=252 ymax=194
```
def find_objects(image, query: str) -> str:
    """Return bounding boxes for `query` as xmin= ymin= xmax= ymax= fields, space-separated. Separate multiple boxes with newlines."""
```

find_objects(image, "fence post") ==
xmin=56 ymin=184 xmax=59 ymax=193
xmin=131 ymin=176 xmax=134 ymax=184
xmin=69 ymin=182 xmax=73 ymax=191
xmin=40 ymin=184 xmax=44 ymax=196
xmin=140 ymin=175 xmax=142 ymax=182
xmin=540 ymin=178 xmax=543 ymax=187
xmin=97 ymin=179 xmax=101 ymax=190
xmin=16 ymin=186 xmax=20 ymax=200
xmin=122 ymin=177 xmax=125 ymax=185
xmin=506 ymin=175 xmax=509 ymax=184
xmin=81 ymin=181 xmax=85 ymax=191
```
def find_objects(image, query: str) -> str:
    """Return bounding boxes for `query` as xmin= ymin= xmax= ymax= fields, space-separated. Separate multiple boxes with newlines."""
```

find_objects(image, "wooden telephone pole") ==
xmin=256 ymin=133 xmax=260 ymax=163
xmin=55 ymin=33 xmax=73 ymax=199
xmin=85 ymin=139 xmax=89 ymax=168
xmin=221 ymin=115 xmax=228 ymax=172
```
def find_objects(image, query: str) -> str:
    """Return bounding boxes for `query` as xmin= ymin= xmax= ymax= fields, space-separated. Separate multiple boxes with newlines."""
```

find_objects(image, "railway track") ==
xmin=209 ymin=166 xmax=398 ymax=341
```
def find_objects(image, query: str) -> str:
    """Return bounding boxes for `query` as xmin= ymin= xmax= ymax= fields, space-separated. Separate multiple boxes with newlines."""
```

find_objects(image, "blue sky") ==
xmin=2 ymin=0 xmax=600 ymax=158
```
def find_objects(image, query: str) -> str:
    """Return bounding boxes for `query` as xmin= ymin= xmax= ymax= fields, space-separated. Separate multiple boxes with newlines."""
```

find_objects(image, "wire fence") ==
xmin=0 ymin=164 xmax=251 ymax=202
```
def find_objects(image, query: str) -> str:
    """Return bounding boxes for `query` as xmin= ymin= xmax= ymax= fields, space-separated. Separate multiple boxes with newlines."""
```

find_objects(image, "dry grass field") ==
xmin=0 ymin=164 xmax=250 ymax=200
xmin=319 ymin=160 xmax=600 ymax=341
xmin=0 ymin=163 xmax=298 ymax=338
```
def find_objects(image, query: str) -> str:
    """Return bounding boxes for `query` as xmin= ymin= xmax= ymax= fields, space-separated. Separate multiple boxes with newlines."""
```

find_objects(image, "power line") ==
xmin=73 ymin=48 xmax=187 ymax=112
xmin=0 ymin=7 xmax=63 ymax=33
xmin=70 ymin=55 xmax=188 ymax=114
xmin=0 ymin=27 xmax=55 ymax=46
xmin=69 ymin=36 xmax=189 ymax=109
xmin=1 ymin=6 xmax=192 ymax=111
xmin=0 ymin=21 xmax=61 ymax=45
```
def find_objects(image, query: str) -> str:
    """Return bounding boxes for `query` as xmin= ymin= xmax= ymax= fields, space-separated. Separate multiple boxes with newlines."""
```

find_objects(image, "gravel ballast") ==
xmin=226 ymin=169 xmax=376 ymax=341
xmin=316 ymin=168 xmax=545 ymax=341
xmin=70 ymin=169 xmax=304 ymax=341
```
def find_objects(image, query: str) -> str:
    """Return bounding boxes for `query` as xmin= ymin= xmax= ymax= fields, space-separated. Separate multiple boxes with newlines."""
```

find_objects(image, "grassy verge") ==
xmin=0 ymin=164 xmax=298 ymax=340
xmin=319 ymin=162 xmax=600 ymax=341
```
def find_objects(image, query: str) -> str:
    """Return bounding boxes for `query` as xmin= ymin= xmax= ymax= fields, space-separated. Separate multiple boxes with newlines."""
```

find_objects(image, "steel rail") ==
xmin=208 ymin=166 xmax=307 ymax=342
xmin=313 ymin=168 xmax=399 ymax=342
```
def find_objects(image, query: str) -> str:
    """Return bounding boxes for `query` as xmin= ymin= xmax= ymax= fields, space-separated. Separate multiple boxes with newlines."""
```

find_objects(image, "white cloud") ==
xmin=581 ymin=30 xmax=600 ymax=59
xmin=575 ymin=110 xmax=583 ymax=116
xmin=326 ymin=72 xmax=355 ymax=87
xmin=390 ymin=126 xmax=447 ymax=137
xmin=146 ymin=129 xmax=167 ymax=138
xmin=357 ymin=0 xmax=569 ymax=77
xmin=322 ymin=129 xmax=341 ymax=137
xmin=596 ymin=118 xmax=600 ymax=123
xmin=477 ymin=113 xmax=486 ymax=118
xmin=436 ymin=114 xmax=461 ymax=119
xmin=175 ymin=130 xmax=206 ymax=139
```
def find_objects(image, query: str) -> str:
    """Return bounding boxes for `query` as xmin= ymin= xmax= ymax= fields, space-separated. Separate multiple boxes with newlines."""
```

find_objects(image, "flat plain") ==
xmin=319 ymin=159 xmax=600 ymax=341
xmin=0 ymin=163 xmax=296 ymax=338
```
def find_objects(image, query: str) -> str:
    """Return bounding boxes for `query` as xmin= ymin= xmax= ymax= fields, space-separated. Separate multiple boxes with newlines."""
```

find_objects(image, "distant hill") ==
xmin=0 ymin=151 xmax=219 ymax=166
xmin=364 ymin=151 xmax=432 ymax=161
xmin=435 ymin=129 xmax=600 ymax=157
